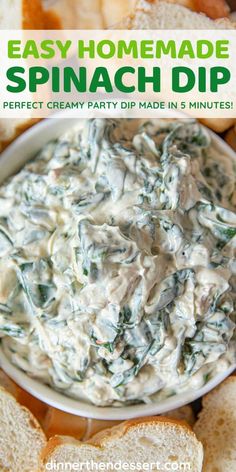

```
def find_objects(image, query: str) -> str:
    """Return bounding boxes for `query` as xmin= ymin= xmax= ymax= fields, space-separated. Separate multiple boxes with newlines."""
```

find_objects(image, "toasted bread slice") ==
xmin=118 ymin=0 xmax=234 ymax=29
xmin=0 ymin=386 xmax=46 ymax=472
xmin=194 ymin=377 xmax=236 ymax=472
xmin=41 ymin=416 xmax=203 ymax=472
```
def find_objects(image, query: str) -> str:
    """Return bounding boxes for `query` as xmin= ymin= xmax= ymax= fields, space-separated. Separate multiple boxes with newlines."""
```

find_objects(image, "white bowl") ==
xmin=0 ymin=117 xmax=235 ymax=420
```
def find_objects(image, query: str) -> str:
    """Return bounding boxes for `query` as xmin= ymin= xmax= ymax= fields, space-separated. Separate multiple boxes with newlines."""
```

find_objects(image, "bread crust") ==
xmin=41 ymin=435 xmax=67 ymax=463
xmin=195 ymin=0 xmax=230 ymax=19
xmin=89 ymin=415 xmax=193 ymax=446
xmin=44 ymin=10 xmax=62 ymax=29
xmin=23 ymin=0 xmax=62 ymax=29
xmin=145 ymin=0 xmax=196 ymax=10
xmin=194 ymin=376 xmax=236 ymax=471
xmin=0 ymin=119 xmax=41 ymax=153
xmin=144 ymin=0 xmax=230 ymax=18
xmin=0 ymin=386 xmax=46 ymax=441
xmin=41 ymin=416 xmax=197 ymax=467
xmin=22 ymin=0 xmax=45 ymax=29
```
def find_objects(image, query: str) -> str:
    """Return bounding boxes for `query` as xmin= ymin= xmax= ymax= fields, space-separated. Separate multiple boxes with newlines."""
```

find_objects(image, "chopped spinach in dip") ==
xmin=0 ymin=119 xmax=235 ymax=406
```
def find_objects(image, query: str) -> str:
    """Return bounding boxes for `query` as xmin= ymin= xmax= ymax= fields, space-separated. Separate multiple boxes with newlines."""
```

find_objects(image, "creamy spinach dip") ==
xmin=0 ymin=119 xmax=235 ymax=406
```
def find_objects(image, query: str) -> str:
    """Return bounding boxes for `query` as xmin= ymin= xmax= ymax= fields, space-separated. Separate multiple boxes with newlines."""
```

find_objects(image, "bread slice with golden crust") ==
xmin=41 ymin=416 xmax=203 ymax=472
xmin=150 ymin=0 xmax=230 ymax=19
xmin=0 ymin=386 xmax=46 ymax=472
xmin=194 ymin=377 xmax=236 ymax=472
xmin=42 ymin=0 xmax=230 ymax=29
xmin=118 ymin=0 xmax=234 ymax=29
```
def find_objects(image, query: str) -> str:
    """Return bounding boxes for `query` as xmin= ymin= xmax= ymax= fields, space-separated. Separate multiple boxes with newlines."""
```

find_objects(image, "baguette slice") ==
xmin=0 ymin=386 xmax=46 ymax=472
xmin=41 ymin=416 xmax=203 ymax=472
xmin=161 ymin=0 xmax=230 ymax=19
xmin=194 ymin=377 xmax=236 ymax=472
xmin=118 ymin=0 xmax=234 ymax=29
xmin=43 ymin=0 xmax=230 ymax=29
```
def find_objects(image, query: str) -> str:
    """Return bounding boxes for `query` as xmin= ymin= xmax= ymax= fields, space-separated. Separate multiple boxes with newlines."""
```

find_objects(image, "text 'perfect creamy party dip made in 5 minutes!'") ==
xmin=0 ymin=119 xmax=235 ymax=406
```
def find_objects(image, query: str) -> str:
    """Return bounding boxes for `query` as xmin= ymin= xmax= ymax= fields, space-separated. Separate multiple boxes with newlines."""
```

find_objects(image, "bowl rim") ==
xmin=0 ymin=116 xmax=235 ymax=420
xmin=0 ymin=349 xmax=235 ymax=420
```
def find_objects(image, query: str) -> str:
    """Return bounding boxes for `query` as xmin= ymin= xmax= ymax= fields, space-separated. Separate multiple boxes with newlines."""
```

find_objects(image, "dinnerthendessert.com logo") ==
xmin=45 ymin=460 xmax=192 ymax=471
